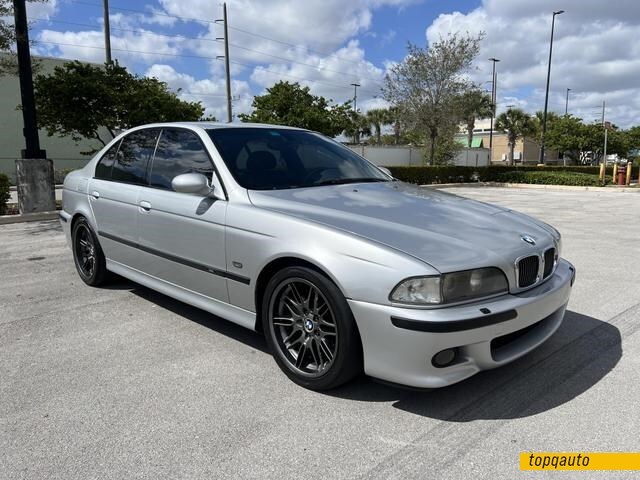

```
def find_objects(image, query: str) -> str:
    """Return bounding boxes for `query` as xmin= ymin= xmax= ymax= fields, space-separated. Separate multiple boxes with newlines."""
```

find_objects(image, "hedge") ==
xmin=0 ymin=173 xmax=10 ymax=215
xmin=386 ymin=165 xmax=633 ymax=186
xmin=495 ymin=171 xmax=605 ymax=186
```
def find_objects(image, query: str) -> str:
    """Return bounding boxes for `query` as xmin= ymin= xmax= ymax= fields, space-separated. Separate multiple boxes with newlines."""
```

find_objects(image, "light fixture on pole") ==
xmin=539 ymin=9 xmax=564 ymax=164
xmin=488 ymin=58 xmax=500 ymax=163
xmin=565 ymin=88 xmax=571 ymax=115
xmin=350 ymin=83 xmax=360 ymax=112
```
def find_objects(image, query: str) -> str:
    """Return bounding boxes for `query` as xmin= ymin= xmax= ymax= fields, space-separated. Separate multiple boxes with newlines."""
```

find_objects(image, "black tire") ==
xmin=72 ymin=217 xmax=108 ymax=286
xmin=262 ymin=266 xmax=362 ymax=390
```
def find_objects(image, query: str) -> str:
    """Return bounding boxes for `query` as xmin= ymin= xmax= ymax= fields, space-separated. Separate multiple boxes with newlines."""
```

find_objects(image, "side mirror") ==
xmin=172 ymin=173 xmax=215 ymax=197
xmin=378 ymin=166 xmax=393 ymax=178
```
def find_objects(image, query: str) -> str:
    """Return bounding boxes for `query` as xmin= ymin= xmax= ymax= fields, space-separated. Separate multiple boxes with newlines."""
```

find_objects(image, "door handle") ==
xmin=90 ymin=191 xmax=100 ymax=199
xmin=139 ymin=201 xmax=152 ymax=211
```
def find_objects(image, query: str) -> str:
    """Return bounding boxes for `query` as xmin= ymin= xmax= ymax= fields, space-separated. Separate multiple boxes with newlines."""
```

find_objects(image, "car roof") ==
xmin=138 ymin=121 xmax=307 ymax=131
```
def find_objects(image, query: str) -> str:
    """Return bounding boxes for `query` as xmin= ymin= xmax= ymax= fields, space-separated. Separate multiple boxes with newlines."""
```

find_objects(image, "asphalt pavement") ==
xmin=1 ymin=186 xmax=639 ymax=479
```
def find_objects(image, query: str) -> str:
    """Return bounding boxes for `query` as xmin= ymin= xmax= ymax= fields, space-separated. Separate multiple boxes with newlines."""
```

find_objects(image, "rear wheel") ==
xmin=263 ymin=266 xmax=362 ymax=390
xmin=72 ymin=218 xmax=108 ymax=286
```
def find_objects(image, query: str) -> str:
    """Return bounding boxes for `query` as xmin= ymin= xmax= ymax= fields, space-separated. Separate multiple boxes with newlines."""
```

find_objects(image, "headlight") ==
xmin=390 ymin=267 xmax=508 ymax=305
xmin=389 ymin=276 xmax=441 ymax=304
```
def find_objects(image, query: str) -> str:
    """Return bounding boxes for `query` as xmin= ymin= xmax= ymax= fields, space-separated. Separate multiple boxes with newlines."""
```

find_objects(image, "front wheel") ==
xmin=263 ymin=266 xmax=362 ymax=390
xmin=72 ymin=217 xmax=108 ymax=286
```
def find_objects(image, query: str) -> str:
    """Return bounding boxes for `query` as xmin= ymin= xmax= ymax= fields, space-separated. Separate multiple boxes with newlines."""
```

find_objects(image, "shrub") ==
xmin=495 ymin=171 xmax=606 ymax=186
xmin=0 ymin=173 xmax=10 ymax=215
xmin=386 ymin=165 xmax=624 ymax=186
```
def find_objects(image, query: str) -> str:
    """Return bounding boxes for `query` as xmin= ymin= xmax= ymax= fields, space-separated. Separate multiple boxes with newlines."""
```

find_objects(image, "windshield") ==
xmin=206 ymin=127 xmax=390 ymax=190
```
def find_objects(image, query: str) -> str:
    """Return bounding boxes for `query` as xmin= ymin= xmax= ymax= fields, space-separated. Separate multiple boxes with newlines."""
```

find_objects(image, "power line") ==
xmin=32 ymin=17 xmax=384 ymax=85
xmin=64 ymin=0 xmax=384 ymax=70
xmin=36 ymin=40 xmax=381 ymax=95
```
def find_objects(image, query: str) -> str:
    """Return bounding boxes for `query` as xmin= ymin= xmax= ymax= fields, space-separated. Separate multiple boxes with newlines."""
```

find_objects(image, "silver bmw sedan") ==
xmin=60 ymin=122 xmax=575 ymax=390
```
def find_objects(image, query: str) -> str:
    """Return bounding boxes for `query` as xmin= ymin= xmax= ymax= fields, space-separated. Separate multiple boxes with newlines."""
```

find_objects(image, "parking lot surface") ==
xmin=2 ymin=186 xmax=639 ymax=479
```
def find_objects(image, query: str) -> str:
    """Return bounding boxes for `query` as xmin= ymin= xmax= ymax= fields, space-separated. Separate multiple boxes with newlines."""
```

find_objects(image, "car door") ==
xmin=89 ymin=128 xmax=160 ymax=270
xmin=136 ymin=127 xmax=229 ymax=303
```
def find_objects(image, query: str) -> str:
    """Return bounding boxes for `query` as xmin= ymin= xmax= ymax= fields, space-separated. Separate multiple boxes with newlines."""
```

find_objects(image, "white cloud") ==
xmin=36 ymin=26 xmax=185 ymax=68
xmin=145 ymin=64 xmax=253 ymax=121
xmin=27 ymin=0 xmax=58 ymax=20
xmin=425 ymin=0 xmax=640 ymax=127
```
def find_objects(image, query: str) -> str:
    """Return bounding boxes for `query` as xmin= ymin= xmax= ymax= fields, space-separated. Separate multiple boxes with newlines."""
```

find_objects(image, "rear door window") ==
xmin=94 ymin=139 xmax=121 ymax=180
xmin=111 ymin=129 xmax=160 ymax=185
xmin=149 ymin=129 xmax=214 ymax=190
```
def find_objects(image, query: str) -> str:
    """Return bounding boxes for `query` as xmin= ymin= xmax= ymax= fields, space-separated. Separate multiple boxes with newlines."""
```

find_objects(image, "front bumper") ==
xmin=348 ymin=259 xmax=575 ymax=388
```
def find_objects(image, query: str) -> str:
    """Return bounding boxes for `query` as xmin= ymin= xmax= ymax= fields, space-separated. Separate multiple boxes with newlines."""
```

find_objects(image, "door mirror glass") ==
xmin=171 ymin=173 xmax=213 ymax=196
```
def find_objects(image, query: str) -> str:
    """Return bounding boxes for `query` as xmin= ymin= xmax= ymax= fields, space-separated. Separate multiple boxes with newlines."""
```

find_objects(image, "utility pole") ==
xmin=13 ymin=0 xmax=55 ymax=213
xmin=564 ymin=88 xmax=571 ymax=115
xmin=103 ymin=0 xmax=112 ymax=64
xmin=216 ymin=3 xmax=232 ymax=123
xmin=488 ymin=58 xmax=499 ymax=163
xmin=539 ymin=9 xmax=564 ymax=165
xmin=599 ymin=101 xmax=606 ymax=181
xmin=350 ymin=83 xmax=360 ymax=112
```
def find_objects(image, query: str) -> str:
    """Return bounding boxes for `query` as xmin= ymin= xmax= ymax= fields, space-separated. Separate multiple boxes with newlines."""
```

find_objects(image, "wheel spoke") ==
xmin=308 ymin=337 xmax=320 ymax=367
xmin=273 ymin=316 xmax=295 ymax=327
xmin=319 ymin=338 xmax=334 ymax=362
xmin=295 ymin=340 xmax=308 ymax=369
xmin=289 ymin=283 xmax=305 ymax=308
xmin=283 ymin=329 xmax=303 ymax=347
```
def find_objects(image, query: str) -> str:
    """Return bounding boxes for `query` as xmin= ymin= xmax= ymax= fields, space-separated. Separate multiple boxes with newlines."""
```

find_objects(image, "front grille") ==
xmin=543 ymin=248 xmax=556 ymax=278
xmin=517 ymin=255 xmax=539 ymax=288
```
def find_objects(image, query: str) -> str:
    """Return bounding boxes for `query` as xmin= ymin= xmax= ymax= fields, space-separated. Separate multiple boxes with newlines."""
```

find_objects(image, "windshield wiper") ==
xmin=313 ymin=177 xmax=388 ymax=187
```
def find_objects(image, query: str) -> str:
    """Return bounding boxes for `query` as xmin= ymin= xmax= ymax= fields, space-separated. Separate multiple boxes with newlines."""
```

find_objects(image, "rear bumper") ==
xmin=348 ymin=259 xmax=575 ymax=388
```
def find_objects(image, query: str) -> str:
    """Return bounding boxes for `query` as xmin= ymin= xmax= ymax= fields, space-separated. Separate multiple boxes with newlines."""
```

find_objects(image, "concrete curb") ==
xmin=421 ymin=182 xmax=639 ymax=193
xmin=0 ymin=211 xmax=59 ymax=225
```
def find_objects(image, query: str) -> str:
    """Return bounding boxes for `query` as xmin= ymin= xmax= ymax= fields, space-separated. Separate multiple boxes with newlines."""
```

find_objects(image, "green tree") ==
xmin=495 ymin=108 xmax=536 ymax=165
xmin=365 ymin=108 xmax=392 ymax=144
xmin=238 ymin=81 xmax=351 ymax=137
xmin=34 ymin=61 xmax=204 ymax=150
xmin=343 ymin=111 xmax=371 ymax=144
xmin=0 ymin=0 xmax=47 ymax=75
xmin=457 ymin=89 xmax=494 ymax=147
xmin=383 ymin=33 xmax=483 ymax=164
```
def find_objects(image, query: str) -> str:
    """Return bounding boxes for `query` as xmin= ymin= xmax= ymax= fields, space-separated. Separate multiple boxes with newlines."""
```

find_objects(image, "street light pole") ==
xmin=488 ymin=58 xmax=500 ymax=163
xmin=539 ymin=9 xmax=564 ymax=165
xmin=12 ymin=0 xmax=54 ymax=214
xmin=350 ymin=82 xmax=360 ymax=112
xmin=103 ymin=0 xmax=112 ymax=64
xmin=565 ymin=88 xmax=571 ymax=115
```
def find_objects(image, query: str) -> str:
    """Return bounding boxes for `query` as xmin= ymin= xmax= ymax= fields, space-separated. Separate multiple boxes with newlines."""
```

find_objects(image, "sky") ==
xmin=25 ymin=0 xmax=640 ymax=128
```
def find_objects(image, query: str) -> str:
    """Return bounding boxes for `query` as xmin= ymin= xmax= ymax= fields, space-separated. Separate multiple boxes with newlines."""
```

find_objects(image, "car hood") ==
xmin=248 ymin=182 xmax=556 ymax=273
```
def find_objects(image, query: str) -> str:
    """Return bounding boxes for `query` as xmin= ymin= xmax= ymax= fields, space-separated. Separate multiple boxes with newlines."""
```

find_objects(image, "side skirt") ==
xmin=106 ymin=259 xmax=257 ymax=331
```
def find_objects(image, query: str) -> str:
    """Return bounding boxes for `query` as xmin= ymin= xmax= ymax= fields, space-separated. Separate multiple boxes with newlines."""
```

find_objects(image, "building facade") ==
xmin=0 ymin=54 xmax=105 ymax=182
xmin=460 ymin=118 xmax=560 ymax=164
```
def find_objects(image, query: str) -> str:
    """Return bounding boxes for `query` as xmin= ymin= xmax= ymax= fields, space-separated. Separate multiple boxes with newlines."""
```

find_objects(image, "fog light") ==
xmin=432 ymin=348 xmax=458 ymax=368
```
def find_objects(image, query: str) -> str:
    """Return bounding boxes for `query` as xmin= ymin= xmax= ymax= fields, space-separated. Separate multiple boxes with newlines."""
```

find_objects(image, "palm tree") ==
xmin=344 ymin=111 xmax=371 ymax=144
xmin=495 ymin=108 xmax=536 ymax=165
xmin=458 ymin=89 xmax=494 ymax=148
xmin=365 ymin=108 xmax=391 ymax=144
